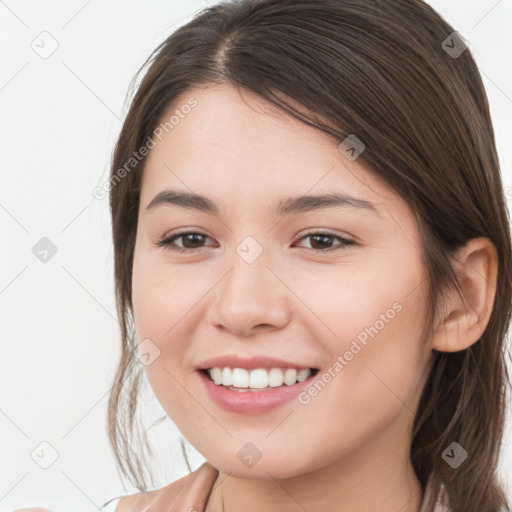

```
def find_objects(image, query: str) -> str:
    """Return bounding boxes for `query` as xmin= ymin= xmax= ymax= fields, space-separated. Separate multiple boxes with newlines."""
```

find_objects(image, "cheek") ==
xmin=131 ymin=251 xmax=206 ymax=412
xmin=273 ymin=288 xmax=430 ymax=472
xmin=293 ymin=257 xmax=421 ymax=353
xmin=302 ymin=273 xmax=429 ymax=421
xmin=131 ymin=261 xmax=192 ymax=422
xmin=295 ymin=255 xmax=430 ymax=420
xmin=131 ymin=251 xmax=202 ymax=344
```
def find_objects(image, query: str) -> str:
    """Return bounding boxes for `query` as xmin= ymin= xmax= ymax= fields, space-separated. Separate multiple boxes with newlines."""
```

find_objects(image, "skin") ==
xmin=123 ymin=84 xmax=497 ymax=512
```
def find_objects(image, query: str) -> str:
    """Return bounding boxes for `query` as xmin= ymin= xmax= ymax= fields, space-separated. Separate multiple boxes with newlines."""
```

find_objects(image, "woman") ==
xmin=99 ymin=0 xmax=511 ymax=511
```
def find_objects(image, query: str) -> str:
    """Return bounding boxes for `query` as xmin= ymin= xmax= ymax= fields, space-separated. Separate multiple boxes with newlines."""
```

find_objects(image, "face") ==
xmin=131 ymin=84 xmax=433 ymax=480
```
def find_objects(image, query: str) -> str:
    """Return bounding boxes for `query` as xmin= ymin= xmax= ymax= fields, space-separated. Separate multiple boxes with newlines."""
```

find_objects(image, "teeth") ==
xmin=297 ymin=368 xmax=311 ymax=382
xmin=206 ymin=367 xmax=312 ymax=389
xmin=222 ymin=367 xmax=233 ymax=386
xmin=211 ymin=367 xmax=222 ymax=385
xmin=232 ymin=368 xmax=249 ymax=388
xmin=249 ymin=369 xmax=268 ymax=389
xmin=269 ymin=368 xmax=284 ymax=387
xmin=283 ymin=368 xmax=297 ymax=385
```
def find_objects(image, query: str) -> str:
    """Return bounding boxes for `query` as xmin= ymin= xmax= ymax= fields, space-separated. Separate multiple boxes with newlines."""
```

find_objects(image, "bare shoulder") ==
xmin=117 ymin=462 xmax=219 ymax=512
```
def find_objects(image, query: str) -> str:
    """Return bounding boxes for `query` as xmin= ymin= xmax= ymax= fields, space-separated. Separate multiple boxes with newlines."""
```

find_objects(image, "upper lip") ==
xmin=197 ymin=354 xmax=318 ymax=371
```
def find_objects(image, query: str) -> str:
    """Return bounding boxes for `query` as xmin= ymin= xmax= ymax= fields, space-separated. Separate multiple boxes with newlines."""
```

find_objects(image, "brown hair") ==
xmin=106 ymin=1 xmax=512 ymax=510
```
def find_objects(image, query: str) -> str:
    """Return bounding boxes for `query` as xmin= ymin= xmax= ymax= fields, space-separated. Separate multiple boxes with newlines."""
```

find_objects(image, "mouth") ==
xmin=199 ymin=367 xmax=320 ymax=392
xmin=197 ymin=365 xmax=319 ymax=414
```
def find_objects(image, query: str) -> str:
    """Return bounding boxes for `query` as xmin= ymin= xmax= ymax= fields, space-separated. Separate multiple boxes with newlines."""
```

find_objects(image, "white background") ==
xmin=1 ymin=0 xmax=511 ymax=509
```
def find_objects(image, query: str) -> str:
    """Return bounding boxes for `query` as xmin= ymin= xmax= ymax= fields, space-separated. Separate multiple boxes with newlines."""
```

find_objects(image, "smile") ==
xmin=198 ymin=367 xmax=319 ymax=414
xmin=204 ymin=367 xmax=317 ymax=390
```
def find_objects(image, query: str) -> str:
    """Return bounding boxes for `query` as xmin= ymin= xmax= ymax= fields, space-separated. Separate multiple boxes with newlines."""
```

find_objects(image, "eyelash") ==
xmin=155 ymin=230 xmax=356 ymax=254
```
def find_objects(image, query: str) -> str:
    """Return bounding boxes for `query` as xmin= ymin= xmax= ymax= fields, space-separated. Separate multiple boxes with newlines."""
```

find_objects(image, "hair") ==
xmin=105 ymin=0 xmax=512 ymax=510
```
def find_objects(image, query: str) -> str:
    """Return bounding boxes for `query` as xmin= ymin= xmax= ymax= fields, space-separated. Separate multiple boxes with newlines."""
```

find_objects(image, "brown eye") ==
xmin=295 ymin=232 xmax=356 ymax=253
xmin=156 ymin=231 xmax=214 ymax=252
xmin=155 ymin=230 xmax=356 ymax=254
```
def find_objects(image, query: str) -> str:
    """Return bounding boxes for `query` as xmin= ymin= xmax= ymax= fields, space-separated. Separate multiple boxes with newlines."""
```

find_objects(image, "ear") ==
xmin=430 ymin=237 xmax=498 ymax=352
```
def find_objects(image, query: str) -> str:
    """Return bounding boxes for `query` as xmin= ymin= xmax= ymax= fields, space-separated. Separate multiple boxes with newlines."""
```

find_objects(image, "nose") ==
xmin=207 ymin=247 xmax=291 ymax=337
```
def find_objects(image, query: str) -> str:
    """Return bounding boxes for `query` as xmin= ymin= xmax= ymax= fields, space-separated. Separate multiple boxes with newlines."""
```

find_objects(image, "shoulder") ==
xmin=117 ymin=462 xmax=219 ymax=512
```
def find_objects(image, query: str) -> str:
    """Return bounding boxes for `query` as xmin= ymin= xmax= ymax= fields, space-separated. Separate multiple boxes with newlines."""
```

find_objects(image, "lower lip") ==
xmin=197 ymin=370 xmax=316 ymax=415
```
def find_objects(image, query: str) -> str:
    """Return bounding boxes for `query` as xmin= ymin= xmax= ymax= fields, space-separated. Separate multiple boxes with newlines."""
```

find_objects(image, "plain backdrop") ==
xmin=1 ymin=0 xmax=511 ymax=509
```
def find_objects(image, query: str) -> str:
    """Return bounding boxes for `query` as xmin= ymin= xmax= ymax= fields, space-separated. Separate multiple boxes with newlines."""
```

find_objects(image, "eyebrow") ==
xmin=145 ymin=189 xmax=380 ymax=217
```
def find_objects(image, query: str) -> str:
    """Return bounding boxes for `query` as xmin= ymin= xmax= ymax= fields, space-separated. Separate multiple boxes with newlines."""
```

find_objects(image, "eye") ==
xmin=155 ymin=231 xmax=215 ymax=253
xmin=294 ymin=231 xmax=356 ymax=253
xmin=155 ymin=230 xmax=356 ymax=254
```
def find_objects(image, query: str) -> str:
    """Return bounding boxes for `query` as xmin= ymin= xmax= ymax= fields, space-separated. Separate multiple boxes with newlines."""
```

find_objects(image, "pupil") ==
xmin=311 ymin=235 xmax=331 ymax=250
xmin=183 ymin=234 xmax=204 ymax=248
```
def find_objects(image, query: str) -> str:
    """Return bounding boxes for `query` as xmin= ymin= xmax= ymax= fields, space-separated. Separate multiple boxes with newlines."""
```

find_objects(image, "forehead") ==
xmin=139 ymin=84 xmax=402 ymax=219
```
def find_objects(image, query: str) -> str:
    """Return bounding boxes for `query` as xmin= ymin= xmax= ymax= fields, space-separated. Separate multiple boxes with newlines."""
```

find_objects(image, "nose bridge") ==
xmin=210 ymin=233 xmax=289 ymax=334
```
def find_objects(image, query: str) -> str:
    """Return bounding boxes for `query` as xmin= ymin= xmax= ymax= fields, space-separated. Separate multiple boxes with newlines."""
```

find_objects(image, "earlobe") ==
xmin=430 ymin=237 xmax=498 ymax=353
